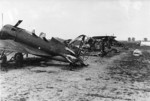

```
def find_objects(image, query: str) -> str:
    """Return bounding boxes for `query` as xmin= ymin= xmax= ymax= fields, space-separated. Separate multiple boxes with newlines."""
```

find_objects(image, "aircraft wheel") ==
xmin=14 ymin=53 xmax=23 ymax=68
xmin=111 ymin=48 xmax=118 ymax=53
xmin=109 ymin=49 xmax=118 ymax=56
xmin=1 ymin=54 xmax=7 ymax=64
xmin=0 ymin=54 xmax=7 ymax=71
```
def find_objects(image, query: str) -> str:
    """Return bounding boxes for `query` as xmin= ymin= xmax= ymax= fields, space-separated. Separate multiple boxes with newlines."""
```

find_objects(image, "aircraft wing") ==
xmin=0 ymin=40 xmax=51 ymax=57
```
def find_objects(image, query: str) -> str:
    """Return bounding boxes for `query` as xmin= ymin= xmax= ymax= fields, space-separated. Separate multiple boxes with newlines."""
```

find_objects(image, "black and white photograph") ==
xmin=0 ymin=0 xmax=150 ymax=101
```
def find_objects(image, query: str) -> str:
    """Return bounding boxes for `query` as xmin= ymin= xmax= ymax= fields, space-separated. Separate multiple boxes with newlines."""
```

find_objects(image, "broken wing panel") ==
xmin=0 ymin=40 xmax=51 ymax=57
xmin=0 ymin=40 xmax=27 ymax=53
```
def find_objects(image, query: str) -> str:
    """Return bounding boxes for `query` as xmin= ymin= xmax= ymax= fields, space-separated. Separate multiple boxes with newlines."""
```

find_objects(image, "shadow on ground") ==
xmin=0 ymin=57 xmax=87 ymax=71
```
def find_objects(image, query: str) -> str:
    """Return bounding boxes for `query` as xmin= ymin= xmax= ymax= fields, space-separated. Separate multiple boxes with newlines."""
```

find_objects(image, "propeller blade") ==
xmin=14 ymin=20 xmax=23 ymax=27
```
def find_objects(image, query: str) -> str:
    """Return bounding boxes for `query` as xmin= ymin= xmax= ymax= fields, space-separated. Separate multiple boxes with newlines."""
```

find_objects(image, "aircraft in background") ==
xmin=0 ymin=20 xmax=86 ymax=67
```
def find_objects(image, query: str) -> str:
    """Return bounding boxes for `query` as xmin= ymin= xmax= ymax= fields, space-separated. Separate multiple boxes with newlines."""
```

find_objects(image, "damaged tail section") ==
xmin=49 ymin=37 xmax=87 ymax=66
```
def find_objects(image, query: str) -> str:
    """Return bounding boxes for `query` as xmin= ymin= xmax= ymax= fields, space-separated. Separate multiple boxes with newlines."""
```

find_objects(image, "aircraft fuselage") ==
xmin=0 ymin=24 xmax=68 ymax=57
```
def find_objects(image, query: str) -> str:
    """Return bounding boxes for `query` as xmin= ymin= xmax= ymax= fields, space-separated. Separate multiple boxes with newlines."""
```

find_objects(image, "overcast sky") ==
xmin=0 ymin=0 xmax=150 ymax=40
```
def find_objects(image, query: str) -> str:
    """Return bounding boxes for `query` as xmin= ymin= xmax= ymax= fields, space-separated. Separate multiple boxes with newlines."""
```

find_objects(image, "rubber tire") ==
xmin=1 ymin=54 xmax=7 ymax=64
xmin=14 ymin=53 xmax=23 ymax=68
xmin=1 ymin=54 xmax=7 ymax=71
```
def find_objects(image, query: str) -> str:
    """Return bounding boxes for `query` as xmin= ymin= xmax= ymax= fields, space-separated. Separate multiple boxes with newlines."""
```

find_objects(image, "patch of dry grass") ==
xmin=108 ymin=50 xmax=150 ymax=82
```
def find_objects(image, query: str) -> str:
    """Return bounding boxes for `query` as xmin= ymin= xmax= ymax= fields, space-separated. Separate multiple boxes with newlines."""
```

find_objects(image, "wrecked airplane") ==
xmin=0 ymin=20 xmax=87 ymax=70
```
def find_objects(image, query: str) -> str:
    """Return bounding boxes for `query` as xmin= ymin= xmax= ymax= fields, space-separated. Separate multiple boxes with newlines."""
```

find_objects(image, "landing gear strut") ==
xmin=0 ymin=54 xmax=8 ymax=71
xmin=14 ymin=53 xmax=23 ymax=67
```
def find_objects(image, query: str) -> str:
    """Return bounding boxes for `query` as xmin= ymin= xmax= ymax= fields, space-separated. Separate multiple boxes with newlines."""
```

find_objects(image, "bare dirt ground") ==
xmin=1 ymin=49 xmax=150 ymax=101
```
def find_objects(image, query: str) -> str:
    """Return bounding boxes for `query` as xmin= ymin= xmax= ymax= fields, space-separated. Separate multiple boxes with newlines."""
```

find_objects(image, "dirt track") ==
xmin=1 ymin=50 xmax=150 ymax=101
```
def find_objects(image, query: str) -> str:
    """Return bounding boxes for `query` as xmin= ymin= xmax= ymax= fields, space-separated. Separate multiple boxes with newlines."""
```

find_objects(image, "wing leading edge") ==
xmin=0 ymin=40 xmax=51 ymax=57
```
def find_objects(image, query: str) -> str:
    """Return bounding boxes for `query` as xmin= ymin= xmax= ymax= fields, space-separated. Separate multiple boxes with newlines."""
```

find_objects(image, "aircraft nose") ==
xmin=0 ymin=25 xmax=13 ymax=39
xmin=0 ymin=30 xmax=5 ymax=39
xmin=0 ymin=30 xmax=3 ymax=39
xmin=0 ymin=28 xmax=11 ymax=39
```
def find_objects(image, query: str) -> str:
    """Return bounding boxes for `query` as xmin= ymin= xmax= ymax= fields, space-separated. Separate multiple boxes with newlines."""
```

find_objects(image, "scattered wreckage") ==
xmin=68 ymin=35 xmax=122 ymax=57
xmin=0 ymin=20 xmax=124 ymax=71
xmin=133 ymin=49 xmax=142 ymax=56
